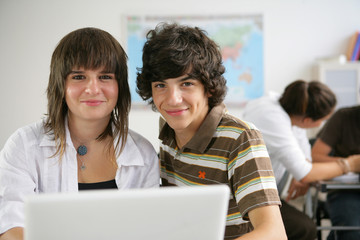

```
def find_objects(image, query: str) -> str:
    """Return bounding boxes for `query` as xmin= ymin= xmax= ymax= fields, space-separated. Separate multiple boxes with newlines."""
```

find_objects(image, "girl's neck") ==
xmin=289 ymin=115 xmax=305 ymax=128
xmin=67 ymin=114 xmax=111 ymax=143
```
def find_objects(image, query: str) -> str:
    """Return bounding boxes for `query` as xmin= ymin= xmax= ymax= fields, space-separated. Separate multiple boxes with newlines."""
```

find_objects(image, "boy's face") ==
xmin=151 ymin=74 xmax=210 ymax=138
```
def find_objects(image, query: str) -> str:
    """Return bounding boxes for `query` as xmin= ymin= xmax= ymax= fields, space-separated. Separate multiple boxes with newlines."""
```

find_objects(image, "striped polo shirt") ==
xmin=159 ymin=103 xmax=280 ymax=239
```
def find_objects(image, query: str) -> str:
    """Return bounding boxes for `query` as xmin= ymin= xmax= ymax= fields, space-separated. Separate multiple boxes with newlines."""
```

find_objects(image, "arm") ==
xmin=312 ymin=138 xmax=360 ymax=165
xmin=311 ymin=138 xmax=336 ymax=162
xmin=306 ymin=138 xmax=360 ymax=182
xmin=301 ymin=157 xmax=360 ymax=183
xmin=0 ymin=228 xmax=23 ymax=240
xmin=235 ymin=205 xmax=287 ymax=240
xmin=232 ymin=128 xmax=286 ymax=239
xmin=0 ymin=129 xmax=36 ymax=236
xmin=286 ymin=178 xmax=309 ymax=201
xmin=301 ymin=161 xmax=343 ymax=183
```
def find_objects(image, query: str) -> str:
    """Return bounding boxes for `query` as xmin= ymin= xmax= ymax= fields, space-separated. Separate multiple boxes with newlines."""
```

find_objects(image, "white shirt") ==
xmin=243 ymin=92 xmax=312 ymax=185
xmin=0 ymin=120 xmax=160 ymax=233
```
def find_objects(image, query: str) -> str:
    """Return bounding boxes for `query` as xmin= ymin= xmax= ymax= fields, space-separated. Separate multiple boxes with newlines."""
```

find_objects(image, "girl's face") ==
xmin=65 ymin=67 xmax=118 ymax=123
xmin=301 ymin=111 xmax=333 ymax=129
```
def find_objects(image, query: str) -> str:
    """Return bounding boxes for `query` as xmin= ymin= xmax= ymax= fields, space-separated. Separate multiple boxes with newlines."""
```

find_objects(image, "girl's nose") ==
xmin=85 ymin=78 xmax=100 ymax=94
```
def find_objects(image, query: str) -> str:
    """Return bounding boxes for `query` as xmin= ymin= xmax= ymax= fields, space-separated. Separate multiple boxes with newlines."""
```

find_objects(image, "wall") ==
xmin=0 ymin=0 xmax=359 ymax=149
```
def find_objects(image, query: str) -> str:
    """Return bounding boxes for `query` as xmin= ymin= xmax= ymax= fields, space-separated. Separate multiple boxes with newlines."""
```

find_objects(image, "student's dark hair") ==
xmin=44 ymin=27 xmax=130 ymax=159
xmin=136 ymin=22 xmax=227 ymax=110
xmin=279 ymin=80 xmax=336 ymax=121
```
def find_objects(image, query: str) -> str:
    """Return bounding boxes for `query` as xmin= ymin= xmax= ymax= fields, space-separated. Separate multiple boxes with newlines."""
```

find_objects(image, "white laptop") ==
xmin=25 ymin=185 xmax=229 ymax=240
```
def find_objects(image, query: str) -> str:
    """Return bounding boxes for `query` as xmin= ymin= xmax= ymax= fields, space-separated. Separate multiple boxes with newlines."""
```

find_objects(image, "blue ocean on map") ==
xmin=127 ymin=16 xmax=263 ymax=106
xmin=222 ymin=31 xmax=263 ymax=104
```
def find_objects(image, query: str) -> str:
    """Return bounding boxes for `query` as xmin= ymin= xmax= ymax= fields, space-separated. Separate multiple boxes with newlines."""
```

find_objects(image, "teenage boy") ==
xmin=136 ymin=23 xmax=286 ymax=240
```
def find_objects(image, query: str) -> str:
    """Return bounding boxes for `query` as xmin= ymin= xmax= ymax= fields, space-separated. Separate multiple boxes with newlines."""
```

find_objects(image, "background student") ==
xmin=136 ymin=23 xmax=286 ymax=240
xmin=312 ymin=105 xmax=360 ymax=240
xmin=243 ymin=80 xmax=360 ymax=240
xmin=0 ymin=27 xmax=159 ymax=240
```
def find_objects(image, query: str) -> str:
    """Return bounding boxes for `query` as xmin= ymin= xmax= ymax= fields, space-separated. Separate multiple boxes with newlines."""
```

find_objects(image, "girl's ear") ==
xmin=302 ymin=117 xmax=312 ymax=125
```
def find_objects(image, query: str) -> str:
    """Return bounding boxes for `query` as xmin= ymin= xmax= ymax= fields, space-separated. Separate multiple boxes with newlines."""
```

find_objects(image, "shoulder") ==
xmin=336 ymin=106 xmax=360 ymax=117
xmin=128 ymin=129 xmax=153 ymax=146
xmin=243 ymin=96 xmax=287 ymax=124
xmin=218 ymin=114 xmax=266 ymax=145
xmin=1 ymin=121 xmax=48 ymax=168
xmin=221 ymin=113 xmax=258 ymax=131
xmin=4 ymin=120 xmax=46 ymax=148
xmin=324 ymin=107 xmax=350 ymax=126
xmin=127 ymin=129 xmax=157 ymax=154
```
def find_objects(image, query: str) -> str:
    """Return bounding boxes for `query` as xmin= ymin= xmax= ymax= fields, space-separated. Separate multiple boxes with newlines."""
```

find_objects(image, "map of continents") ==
xmin=126 ymin=15 xmax=263 ymax=106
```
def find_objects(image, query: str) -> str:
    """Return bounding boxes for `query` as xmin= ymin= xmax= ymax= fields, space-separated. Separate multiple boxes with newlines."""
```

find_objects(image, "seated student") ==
xmin=136 ymin=23 xmax=286 ymax=240
xmin=312 ymin=105 xmax=360 ymax=240
xmin=0 ymin=27 xmax=160 ymax=240
xmin=243 ymin=80 xmax=360 ymax=240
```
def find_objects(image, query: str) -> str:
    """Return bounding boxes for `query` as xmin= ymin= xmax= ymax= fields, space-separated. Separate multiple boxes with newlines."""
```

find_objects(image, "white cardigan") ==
xmin=243 ymin=92 xmax=312 ymax=185
xmin=0 ymin=120 xmax=160 ymax=233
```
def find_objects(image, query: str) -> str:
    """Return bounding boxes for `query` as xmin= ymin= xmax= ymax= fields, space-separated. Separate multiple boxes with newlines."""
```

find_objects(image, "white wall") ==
xmin=0 ymin=0 xmax=359 ymax=150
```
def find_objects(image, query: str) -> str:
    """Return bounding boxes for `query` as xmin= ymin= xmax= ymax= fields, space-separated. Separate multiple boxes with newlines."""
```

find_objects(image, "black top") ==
xmin=318 ymin=106 xmax=360 ymax=157
xmin=78 ymin=179 xmax=118 ymax=191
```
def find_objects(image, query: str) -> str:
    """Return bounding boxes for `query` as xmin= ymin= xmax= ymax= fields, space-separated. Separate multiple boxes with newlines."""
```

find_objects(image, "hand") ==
xmin=286 ymin=178 xmax=309 ymax=201
xmin=0 ymin=227 xmax=23 ymax=240
xmin=347 ymin=154 xmax=360 ymax=172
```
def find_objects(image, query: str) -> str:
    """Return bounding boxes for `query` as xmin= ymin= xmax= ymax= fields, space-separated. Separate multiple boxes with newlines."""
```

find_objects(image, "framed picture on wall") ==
xmin=124 ymin=14 xmax=264 ymax=107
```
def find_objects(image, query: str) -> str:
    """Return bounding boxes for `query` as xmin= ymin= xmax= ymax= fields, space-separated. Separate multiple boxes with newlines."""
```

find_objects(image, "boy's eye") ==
xmin=153 ymin=83 xmax=165 ymax=88
xmin=182 ymin=82 xmax=193 ymax=87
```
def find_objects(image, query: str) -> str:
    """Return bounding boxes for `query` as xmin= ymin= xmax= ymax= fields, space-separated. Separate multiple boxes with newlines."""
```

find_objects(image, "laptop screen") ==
xmin=25 ymin=185 xmax=229 ymax=240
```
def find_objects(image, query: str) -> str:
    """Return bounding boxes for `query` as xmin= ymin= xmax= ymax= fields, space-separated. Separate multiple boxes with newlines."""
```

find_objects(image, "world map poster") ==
xmin=126 ymin=15 xmax=264 ymax=106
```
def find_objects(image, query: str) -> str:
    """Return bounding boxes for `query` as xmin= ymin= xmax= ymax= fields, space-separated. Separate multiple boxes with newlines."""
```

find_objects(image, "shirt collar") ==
xmin=159 ymin=103 xmax=226 ymax=153
xmin=115 ymin=130 xmax=145 ymax=167
xmin=39 ymin=117 xmax=74 ymax=147
xmin=40 ymin=118 xmax=145 ymax=167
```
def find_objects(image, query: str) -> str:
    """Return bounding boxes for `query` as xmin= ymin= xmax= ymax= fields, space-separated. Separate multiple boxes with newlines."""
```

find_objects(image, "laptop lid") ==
xmin=25 ymin=185 xmax=229 ymax=240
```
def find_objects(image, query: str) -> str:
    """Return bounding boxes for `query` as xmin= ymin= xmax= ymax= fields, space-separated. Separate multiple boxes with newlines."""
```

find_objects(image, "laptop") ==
xmin=25 ymin=185 xmax=229 ymax=240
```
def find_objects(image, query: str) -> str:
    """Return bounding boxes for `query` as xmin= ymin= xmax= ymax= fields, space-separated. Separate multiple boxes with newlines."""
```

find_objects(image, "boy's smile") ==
xmin=151 ymin=74 xmax=210 ymax=146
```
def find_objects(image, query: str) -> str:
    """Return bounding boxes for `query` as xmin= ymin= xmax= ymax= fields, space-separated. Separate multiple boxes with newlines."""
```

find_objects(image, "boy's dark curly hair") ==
xmin=136 ymin=23 xmax=227 ymax=110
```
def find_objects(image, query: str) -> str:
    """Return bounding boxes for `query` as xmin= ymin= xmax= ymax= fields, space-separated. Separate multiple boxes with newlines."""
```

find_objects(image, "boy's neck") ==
xmin=175 ymin=133 xmax=189 ymax=149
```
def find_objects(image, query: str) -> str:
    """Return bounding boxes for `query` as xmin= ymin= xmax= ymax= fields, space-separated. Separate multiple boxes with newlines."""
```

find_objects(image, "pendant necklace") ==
xmin=77 ymin=145 xmax=88 ymax=171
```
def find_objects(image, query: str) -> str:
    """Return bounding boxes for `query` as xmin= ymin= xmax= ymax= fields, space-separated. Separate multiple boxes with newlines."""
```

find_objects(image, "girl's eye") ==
xmin=99 ymin=74 xmax=114 ymax=80
xmin=72 ymin=75 xmax=85 ymax=80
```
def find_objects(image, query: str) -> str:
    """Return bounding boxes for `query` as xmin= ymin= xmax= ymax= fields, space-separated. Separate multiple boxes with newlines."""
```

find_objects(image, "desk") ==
xmin=317 ymin=180 xmax=360 ymax=192
xmin=307 ymin=176 xmax=360 ymax=239
xmin=306 ymin=174 xmax=360 ymax=217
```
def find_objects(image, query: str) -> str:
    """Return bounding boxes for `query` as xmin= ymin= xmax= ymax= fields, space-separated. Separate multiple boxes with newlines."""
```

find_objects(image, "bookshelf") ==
xmin=314 ymin=61 xmax=360 ymax=110
xmin=307 ymin=61 xmax=360 ymax=138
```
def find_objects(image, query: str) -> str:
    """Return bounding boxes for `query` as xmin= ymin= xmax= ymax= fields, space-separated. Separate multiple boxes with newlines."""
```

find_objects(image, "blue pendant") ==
xmin=77 ymin=145 xmax=87 ymax=156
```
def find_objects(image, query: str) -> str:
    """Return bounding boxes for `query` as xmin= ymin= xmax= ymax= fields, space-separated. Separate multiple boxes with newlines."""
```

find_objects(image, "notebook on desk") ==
xmin=331 ymin=172 xmax=360 ymax=183
xmin=25 ymin=185 xmax=229 ymax=240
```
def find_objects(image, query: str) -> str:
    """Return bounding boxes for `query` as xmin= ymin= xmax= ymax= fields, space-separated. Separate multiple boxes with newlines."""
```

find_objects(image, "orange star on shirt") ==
xmin=198 ymin=171 xmax=206 ymax=179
